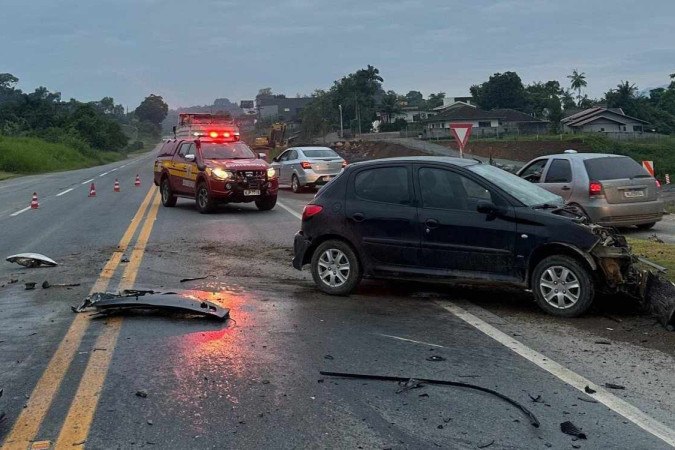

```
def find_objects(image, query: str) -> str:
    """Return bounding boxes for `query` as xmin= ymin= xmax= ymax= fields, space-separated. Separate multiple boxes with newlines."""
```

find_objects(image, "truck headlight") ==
xmin=211 ymin=168 xmax=233 ymax=180
xmin=267 ymin=167 xmax=276 ymax=178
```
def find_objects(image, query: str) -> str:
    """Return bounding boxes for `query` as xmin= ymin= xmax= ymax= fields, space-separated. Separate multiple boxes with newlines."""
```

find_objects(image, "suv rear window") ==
xmin=583 ymin=157 xmax=650 ymax=180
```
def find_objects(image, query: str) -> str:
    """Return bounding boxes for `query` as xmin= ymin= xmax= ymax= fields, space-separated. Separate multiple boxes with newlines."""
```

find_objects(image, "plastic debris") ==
xmin=560 ymin=421 xmax=587 ymax=439
xmin=6 ymin=253 xmax=57 ymax=268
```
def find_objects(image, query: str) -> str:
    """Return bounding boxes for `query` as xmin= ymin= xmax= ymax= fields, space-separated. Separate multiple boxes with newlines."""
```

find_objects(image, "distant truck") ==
xmin=154 ymin=113 xmax=278 ymax=213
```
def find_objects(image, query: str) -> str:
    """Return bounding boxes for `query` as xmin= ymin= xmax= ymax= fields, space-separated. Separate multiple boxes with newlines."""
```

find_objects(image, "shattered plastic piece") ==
xmin=319 ymin=370 xmax=540 ymax=428
xmin=604 ymin=383 xmax=625 ymax=390
xmin=136 ymin=390 xmax=148 ymax=398
xmin=426 ymin=355 xmax=446 ymax=362
xmin=25 ymin=282 xmax=36 ymax=290
xmin=584 ymin=386 xmax=596 ymax=394
xmin=560 ymin=421 xmax=587 ymax=439
xmin=180 ymin=276 xmax=209 ymax=283
xmin=6 ymin=253 xmax=57 ymax=268
xmin=73 ymin=290 xmax=229 ymax=321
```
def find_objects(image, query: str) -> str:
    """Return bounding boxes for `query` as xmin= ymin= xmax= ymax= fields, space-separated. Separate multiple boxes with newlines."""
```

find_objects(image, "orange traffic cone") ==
xmin=88 ymin=183 xmax=97 ymax=197
xmin=30 ymin=192 xmax=39 ymax=209
xmin=134 ymin=174 xmax=141 ymax=187
xmin=113 ymin=179 xmax=120 ymax=192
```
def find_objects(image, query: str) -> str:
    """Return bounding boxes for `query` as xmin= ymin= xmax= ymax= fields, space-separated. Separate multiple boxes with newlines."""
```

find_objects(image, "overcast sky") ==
xmin=2 ymin=0 xmax=674 ymax=109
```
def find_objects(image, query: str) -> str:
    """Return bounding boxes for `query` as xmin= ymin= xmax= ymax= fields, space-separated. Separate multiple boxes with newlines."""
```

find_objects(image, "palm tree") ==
xmin=567 ymin=69 xmax=587 ymax=106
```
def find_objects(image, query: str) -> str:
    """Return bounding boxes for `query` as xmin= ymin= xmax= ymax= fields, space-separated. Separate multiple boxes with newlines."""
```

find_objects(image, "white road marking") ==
xmin=438 ymin=301 xmax=675 ymax=447
xmin=276 ymin=201 xmax=302 ymax=220
xmin=10 ymin=206 xmax=31 ymax=217
xmin=376 ymin=333 xmax=445 ymax=348
xmin=109 ymin=168 xmax=118 ymax=172
xmin=81 ymin=179 xmax=94 ymax=185
xmin=99 ymin=172 xmax=110 ymax=177
xmin=56 ymin=188 xmax=74 ymax=197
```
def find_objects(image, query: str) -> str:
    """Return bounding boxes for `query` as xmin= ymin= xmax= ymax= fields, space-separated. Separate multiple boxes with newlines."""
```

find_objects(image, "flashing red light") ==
xmin=589 ymin=181 xmax=603 ymax=196
xmin=209 ymin=131 xmax=219 ymax=138
xmin=301 ymin=161 xmax=312 ymax=169
xmin=223 ymin=132 xmax=231 ymax=138
xmin=302 ymin=204 xmax=323 ymax=221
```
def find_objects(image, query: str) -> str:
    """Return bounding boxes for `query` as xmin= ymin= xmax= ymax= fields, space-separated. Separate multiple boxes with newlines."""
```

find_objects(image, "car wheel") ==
xmin=160 ymin=177 xmax=177 ymax=207
xmin=636 ymin=222 xmax=656 ymax=230
xmin=255 ymin=195 xmax=277 ymax=211
xmin=196 ymin=182 xmax=215 ymax=214
xmin=532 ymin=255 xmax=594 ymax=317
xmin=291 ymin=175 xmax=302 ymax=193
xmin=311 ymin=240 xmax=361 ymax=296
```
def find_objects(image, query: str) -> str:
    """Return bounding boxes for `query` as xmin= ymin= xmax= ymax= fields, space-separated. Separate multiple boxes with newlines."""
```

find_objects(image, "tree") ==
xmin=0 ymin=73 xmax=19 ymax=90
xmin=379 ymin=90 xmax=403 ymax=123
xmin=134 ymin=94 xmax=168 ymax=125
xmin=525 ymin=81 xmax=564 ymax=131
xmin=404 ymin=90 xmax=424 ymax=107
xmin=426 ymin=92 xmax=445 ymax=109
xmin=567 ymin=69 xmax=587 ymax=106
xmin=561 ymin=89 xmax=577 ymax=110
xmin=470 ymin=72 xmax=528 ymax=110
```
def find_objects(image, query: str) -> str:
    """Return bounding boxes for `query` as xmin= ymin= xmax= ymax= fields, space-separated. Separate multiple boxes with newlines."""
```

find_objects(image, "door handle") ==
xmin=425 ymin=219 xmax=439 ymax=228
xmin=561 ymin=186 xmax=571 ymax=191
xmin=351 ymin=213 xmax=365 ymax=222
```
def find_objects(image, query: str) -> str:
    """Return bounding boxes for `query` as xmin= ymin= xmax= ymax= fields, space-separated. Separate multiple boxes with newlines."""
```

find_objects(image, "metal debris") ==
xmin=73 ymin=290 xmax=229 ymax=321
xmin=6 ymin=253 xmax=58 ymax=268
xmin=560 ymin=421 xmax=587 ymax=439
xmin=42 ymin=281 xmax=80 ymax=289
xmin=319 ymin=370 xmax=540 ymax=428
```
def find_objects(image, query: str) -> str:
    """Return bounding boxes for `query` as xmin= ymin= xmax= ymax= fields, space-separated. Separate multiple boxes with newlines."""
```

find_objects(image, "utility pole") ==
xmin=338 ymin=104 xmax=343 ymax=139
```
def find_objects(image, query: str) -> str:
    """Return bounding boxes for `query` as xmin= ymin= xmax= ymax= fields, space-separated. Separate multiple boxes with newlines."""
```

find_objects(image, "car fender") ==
xmin=526 ymin=242 xmax=598 ymax=285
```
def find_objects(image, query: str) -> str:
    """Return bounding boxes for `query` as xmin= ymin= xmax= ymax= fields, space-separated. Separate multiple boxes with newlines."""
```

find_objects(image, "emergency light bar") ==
xmin=192 ymin=130 xmax=241 ymax=141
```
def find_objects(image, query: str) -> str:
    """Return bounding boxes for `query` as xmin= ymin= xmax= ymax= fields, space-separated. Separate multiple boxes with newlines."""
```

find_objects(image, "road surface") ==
xmin=1 ymin=154 xmax=674 ymax=449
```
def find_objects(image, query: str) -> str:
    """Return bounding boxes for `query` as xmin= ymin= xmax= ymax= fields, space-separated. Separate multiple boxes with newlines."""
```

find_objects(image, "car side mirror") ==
xmin=476 ymin=200 xmax=498 ymax=215
xmin=185 ymin=154 xmax=196 ymax=162
xmin=258 ymin=152 xmax=267 ymax=161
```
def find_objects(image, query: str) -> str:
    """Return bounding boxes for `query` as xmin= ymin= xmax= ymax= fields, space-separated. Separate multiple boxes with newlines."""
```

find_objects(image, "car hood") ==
xmin=204 ymin=159 xmax=268 ymax=170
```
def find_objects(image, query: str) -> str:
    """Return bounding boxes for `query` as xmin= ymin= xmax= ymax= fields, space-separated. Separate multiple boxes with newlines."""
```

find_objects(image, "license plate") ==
xmin=624 ymin=190 xmax=645 ymax=198
xmin=244 ymin=189 xmax=260 ymax=196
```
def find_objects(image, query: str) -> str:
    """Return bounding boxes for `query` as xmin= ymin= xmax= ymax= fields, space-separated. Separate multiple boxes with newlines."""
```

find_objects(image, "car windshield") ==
xmin=303 ymin=149 xmax=339 ymax=158
xmin=584 ymin=156 xmax=650 ymax=180
xmin=468 ymin=164 xmax=563 ymax=207
xmin=200 ymin=142 xmax=256 ymax=160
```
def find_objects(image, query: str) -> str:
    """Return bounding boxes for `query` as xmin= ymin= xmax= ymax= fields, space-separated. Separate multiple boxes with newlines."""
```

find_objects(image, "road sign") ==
xmin=450 ymin=123 xmax=473 ymax=158
xmin=642 ymin=160 xmax=654 ymax=176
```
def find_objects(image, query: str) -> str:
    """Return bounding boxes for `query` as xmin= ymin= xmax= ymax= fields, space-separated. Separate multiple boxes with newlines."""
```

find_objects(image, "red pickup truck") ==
xmin=153 ymin=136 xmax=278 ymax=213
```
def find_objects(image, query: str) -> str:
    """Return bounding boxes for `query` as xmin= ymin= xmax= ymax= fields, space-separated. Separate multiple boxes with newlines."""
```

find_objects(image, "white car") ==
xmin=271 ymin=147 xmax=346 ymax=192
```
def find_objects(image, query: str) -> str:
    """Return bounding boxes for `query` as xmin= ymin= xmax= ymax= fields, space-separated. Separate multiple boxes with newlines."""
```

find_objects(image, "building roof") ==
xmin=257 ymin=96 xmax=312 ymax=110
xmin=426 ymin=105 xmax=545 ymax=123
xmin=562 ymin=107 xmax=648 ymax=126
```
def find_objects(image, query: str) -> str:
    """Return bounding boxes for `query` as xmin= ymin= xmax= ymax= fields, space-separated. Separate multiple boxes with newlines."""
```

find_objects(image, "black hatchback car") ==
xmin=293 ymin=157 xmax=638 ymax=318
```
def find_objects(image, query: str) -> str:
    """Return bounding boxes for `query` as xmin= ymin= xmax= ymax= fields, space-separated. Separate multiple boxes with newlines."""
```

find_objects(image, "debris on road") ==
xmin=604 ymin=383 xmax=626 ymax=390
xmin=42 ymin=281 xmax=81 ymax=289
xmin=560 ymin=421 xmax=587 ymax=439
xmin=135 ymin=390 xmax=148 ymax=398
xmin=396 ymin=378 xmax=424 ymax=394
xmin=120 ymin=257 xmax=130 ymax=263
xmin=179 ymin=275 xmax=210 ymax=283
xmin=25 ymin=282 xmax=36 ymax=290
xmin=0 ymin=388 xmax=5 ymax=423
xmin=584 ymin=386 xmax=597 ymax=394
xmin=72 ymin=290 xmax=229 ymax=321
xmin=426 ymin=355 xmax=446 ymax=362
xmin=640 ymin=274 xmax=675 ymax=330
xmin=477 ymin=440 xmax=495 ymax=448
xmin=528 ymin=394 xmax=543 ymax=403
xmin=319 ymin=370 xmax=540 ymax=428
xmin=647 ymin=234 xmax=665 ymax=244
xmin=6 ymin=253 xmax=57 ymax=268
xmin=577 ymin=396 xmax=598 ymax=404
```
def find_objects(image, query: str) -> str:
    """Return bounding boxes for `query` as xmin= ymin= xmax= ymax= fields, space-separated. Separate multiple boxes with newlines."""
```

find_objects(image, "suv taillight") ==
xmin=302 ymin=204 xmax=323 ymax=221
xmin=301 ymin=161 xmax=312 ymax=169
xmin=589 ymin=181 xmax=603 ymax=197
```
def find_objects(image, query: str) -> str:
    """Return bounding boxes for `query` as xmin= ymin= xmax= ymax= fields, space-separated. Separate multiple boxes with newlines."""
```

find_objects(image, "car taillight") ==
xmin=302 ymin=204 xmax=323 ymax=220
xmin=342 ymin=160 xmax=347 ymax=168
xmin=589 ymin=181 xmax=603 ymax=196
xmin=301 ymin=161 xmax=312 ymax=169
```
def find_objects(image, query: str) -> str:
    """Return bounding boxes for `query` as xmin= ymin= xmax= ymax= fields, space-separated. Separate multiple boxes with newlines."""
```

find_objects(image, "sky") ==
xmin=2 ymin=0 xmax=674 ymax=109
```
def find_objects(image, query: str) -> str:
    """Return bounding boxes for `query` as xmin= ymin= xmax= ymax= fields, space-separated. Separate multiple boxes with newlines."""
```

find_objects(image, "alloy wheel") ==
xmin=317 ymin=248 xmax=350 ymax=287
xmin=539 ymin=265 xmax=581 ymax=309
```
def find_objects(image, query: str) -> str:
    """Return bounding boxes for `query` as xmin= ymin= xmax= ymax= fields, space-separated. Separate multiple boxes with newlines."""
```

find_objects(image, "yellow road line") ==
xmin=54 ymin=191 xmax=161 ymax=449
xmin=2 ymin=187 xmax=156 ymax=450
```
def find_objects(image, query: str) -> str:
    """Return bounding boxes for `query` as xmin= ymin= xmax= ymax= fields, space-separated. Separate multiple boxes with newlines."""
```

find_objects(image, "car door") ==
xmin=173 ymin=142 xmax=196 ymax=194
xmin=273 ymin=150 xmax=290 ymax=184
xmin=345 ymin=164 xmax=420 ymax=270
xmin=540 ymin=158 xmax=574 ymax=200
xmin=284 ymin=149 xmax=299 ymax=184
xmin=415 ymin=165 xmax=517 ymax=277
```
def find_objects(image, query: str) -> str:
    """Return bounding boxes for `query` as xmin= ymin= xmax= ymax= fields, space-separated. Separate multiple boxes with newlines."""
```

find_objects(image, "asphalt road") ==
xmin=1 ymin=154 xmax=675 ymax=449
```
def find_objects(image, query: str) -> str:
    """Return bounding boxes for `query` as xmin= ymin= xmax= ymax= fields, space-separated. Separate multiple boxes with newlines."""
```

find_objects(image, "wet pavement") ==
xmin=1 ymin=159 xmax=675 ymax=449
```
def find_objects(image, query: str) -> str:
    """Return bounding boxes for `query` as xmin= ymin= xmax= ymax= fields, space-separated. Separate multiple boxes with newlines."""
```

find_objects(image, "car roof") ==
xmin=350 ymin=156 xmax=479 ymax=168
xmin=543 ymin=152 xmax=629 ymax=161
xmin=292 ymin=146 xmax=334 ymax=151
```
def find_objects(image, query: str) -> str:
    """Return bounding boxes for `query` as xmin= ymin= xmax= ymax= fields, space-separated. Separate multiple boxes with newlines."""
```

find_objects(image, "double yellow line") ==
xmin=3 ymin=187 xmax=161 ymax=450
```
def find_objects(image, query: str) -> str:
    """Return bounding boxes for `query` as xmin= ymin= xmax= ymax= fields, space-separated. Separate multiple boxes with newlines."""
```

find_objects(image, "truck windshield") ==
xmin=200 ymin=142 xmax=256 ymax=160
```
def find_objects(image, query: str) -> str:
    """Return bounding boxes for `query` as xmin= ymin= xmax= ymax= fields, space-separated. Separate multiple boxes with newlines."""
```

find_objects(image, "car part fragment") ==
xmin=320 ymin=370 xmax=540 ymax=428
xmin=73 ymin=290 xmax=229 ymax=321
xmin=42 ymin=281 xmax=81 ymax=289
xmin=6 ymin=253 xmax=57 ymax=268
xmin=560 ymin=421 xmax=587 ymax=439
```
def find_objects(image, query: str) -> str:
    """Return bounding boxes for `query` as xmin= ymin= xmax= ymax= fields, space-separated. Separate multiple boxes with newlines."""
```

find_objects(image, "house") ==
xmin=561 ymin=107 xmax=648 ymax=133
xmin=432 ymin=96 xmax=474 ymax=112
xmin=257 ymin=96 xmax=312 ymax=123
xmin=423 ymin=104 xmax=548 ymax=136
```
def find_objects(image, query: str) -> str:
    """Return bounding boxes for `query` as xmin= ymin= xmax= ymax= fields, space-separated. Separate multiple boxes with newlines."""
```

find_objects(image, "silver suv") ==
xmin=517 ymin=152 xmax=664 ymax=229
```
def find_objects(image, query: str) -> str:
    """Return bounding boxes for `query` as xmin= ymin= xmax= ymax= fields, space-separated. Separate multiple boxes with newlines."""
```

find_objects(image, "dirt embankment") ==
xmin=331 ymin=140 xmax=427 ymax=162
xmin=441 ymin=139 xmax=594 ymax=162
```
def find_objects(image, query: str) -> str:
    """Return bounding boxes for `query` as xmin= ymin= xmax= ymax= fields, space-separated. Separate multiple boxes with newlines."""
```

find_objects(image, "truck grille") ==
xmin=235 ymin=170 xmax=266 ymax=189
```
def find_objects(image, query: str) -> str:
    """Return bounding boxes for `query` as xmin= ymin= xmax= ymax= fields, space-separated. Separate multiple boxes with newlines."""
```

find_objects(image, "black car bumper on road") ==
xmin=293 ymin=231 xmax=311 ymax=270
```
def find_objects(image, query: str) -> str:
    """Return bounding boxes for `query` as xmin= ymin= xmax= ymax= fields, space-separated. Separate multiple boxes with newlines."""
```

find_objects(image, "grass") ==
xmin=627 ymin=238 xmax=675 ymax=281
xmin=0 ymin=171 xmax=18 ymax=181
xmin=0 ymin=135 xmax=124 ymax=175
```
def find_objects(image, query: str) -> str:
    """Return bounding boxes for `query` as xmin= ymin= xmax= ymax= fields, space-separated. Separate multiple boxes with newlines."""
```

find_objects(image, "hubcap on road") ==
xmin=539 ymin=265 xmax=581 ymax=309
xmin=318 ymin=249 xmax=350 ymax=288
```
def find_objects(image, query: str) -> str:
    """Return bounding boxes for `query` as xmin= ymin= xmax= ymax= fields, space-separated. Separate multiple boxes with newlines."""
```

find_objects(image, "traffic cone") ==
xmin=134 ymin=174 xmax=141 ymax=187
xmin=30 ymin=192 xmax=39 ymax=209
xmin=88 ymin=183 xmax=97 ymax=197
xmin=113 ymin=179 xmax=120 ymax=192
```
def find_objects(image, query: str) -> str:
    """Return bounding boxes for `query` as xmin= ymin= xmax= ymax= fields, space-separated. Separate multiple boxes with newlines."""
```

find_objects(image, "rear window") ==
xmin=583 ymin=157 xmax=650 ymax=180
xmin=354 ymin=166 xmax=410 ymax=205
xmin=303 ymin=149 xmax=339 ymax=158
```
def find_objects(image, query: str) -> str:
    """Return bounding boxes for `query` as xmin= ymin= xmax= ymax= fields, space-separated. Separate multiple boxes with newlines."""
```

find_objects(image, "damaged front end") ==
xmin=586 ymin=224 xmax=675 ymax=329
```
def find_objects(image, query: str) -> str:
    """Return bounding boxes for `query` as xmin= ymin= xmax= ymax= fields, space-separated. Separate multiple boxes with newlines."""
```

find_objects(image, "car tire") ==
xmin=291 ymin=175 xmax=302 ymax=193
xmin=160 ymin=177 xmax=177 ymax=207
xmin=636 ymin=222 xmax=656 ymax=230
xmin=311 ymin=240 xmax=361 ymax=296
xmin=531 ymin=255 xmax=594 ymax=318
xmin=255 ymin=195 xmax=277 ymax=211
xmin=196 ymin=182 xmax=215 ymax=214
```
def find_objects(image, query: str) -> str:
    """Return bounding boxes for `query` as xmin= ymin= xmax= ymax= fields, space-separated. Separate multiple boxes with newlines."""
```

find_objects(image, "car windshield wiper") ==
xmin=532 ymin=203 xmax=559 ymax=210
